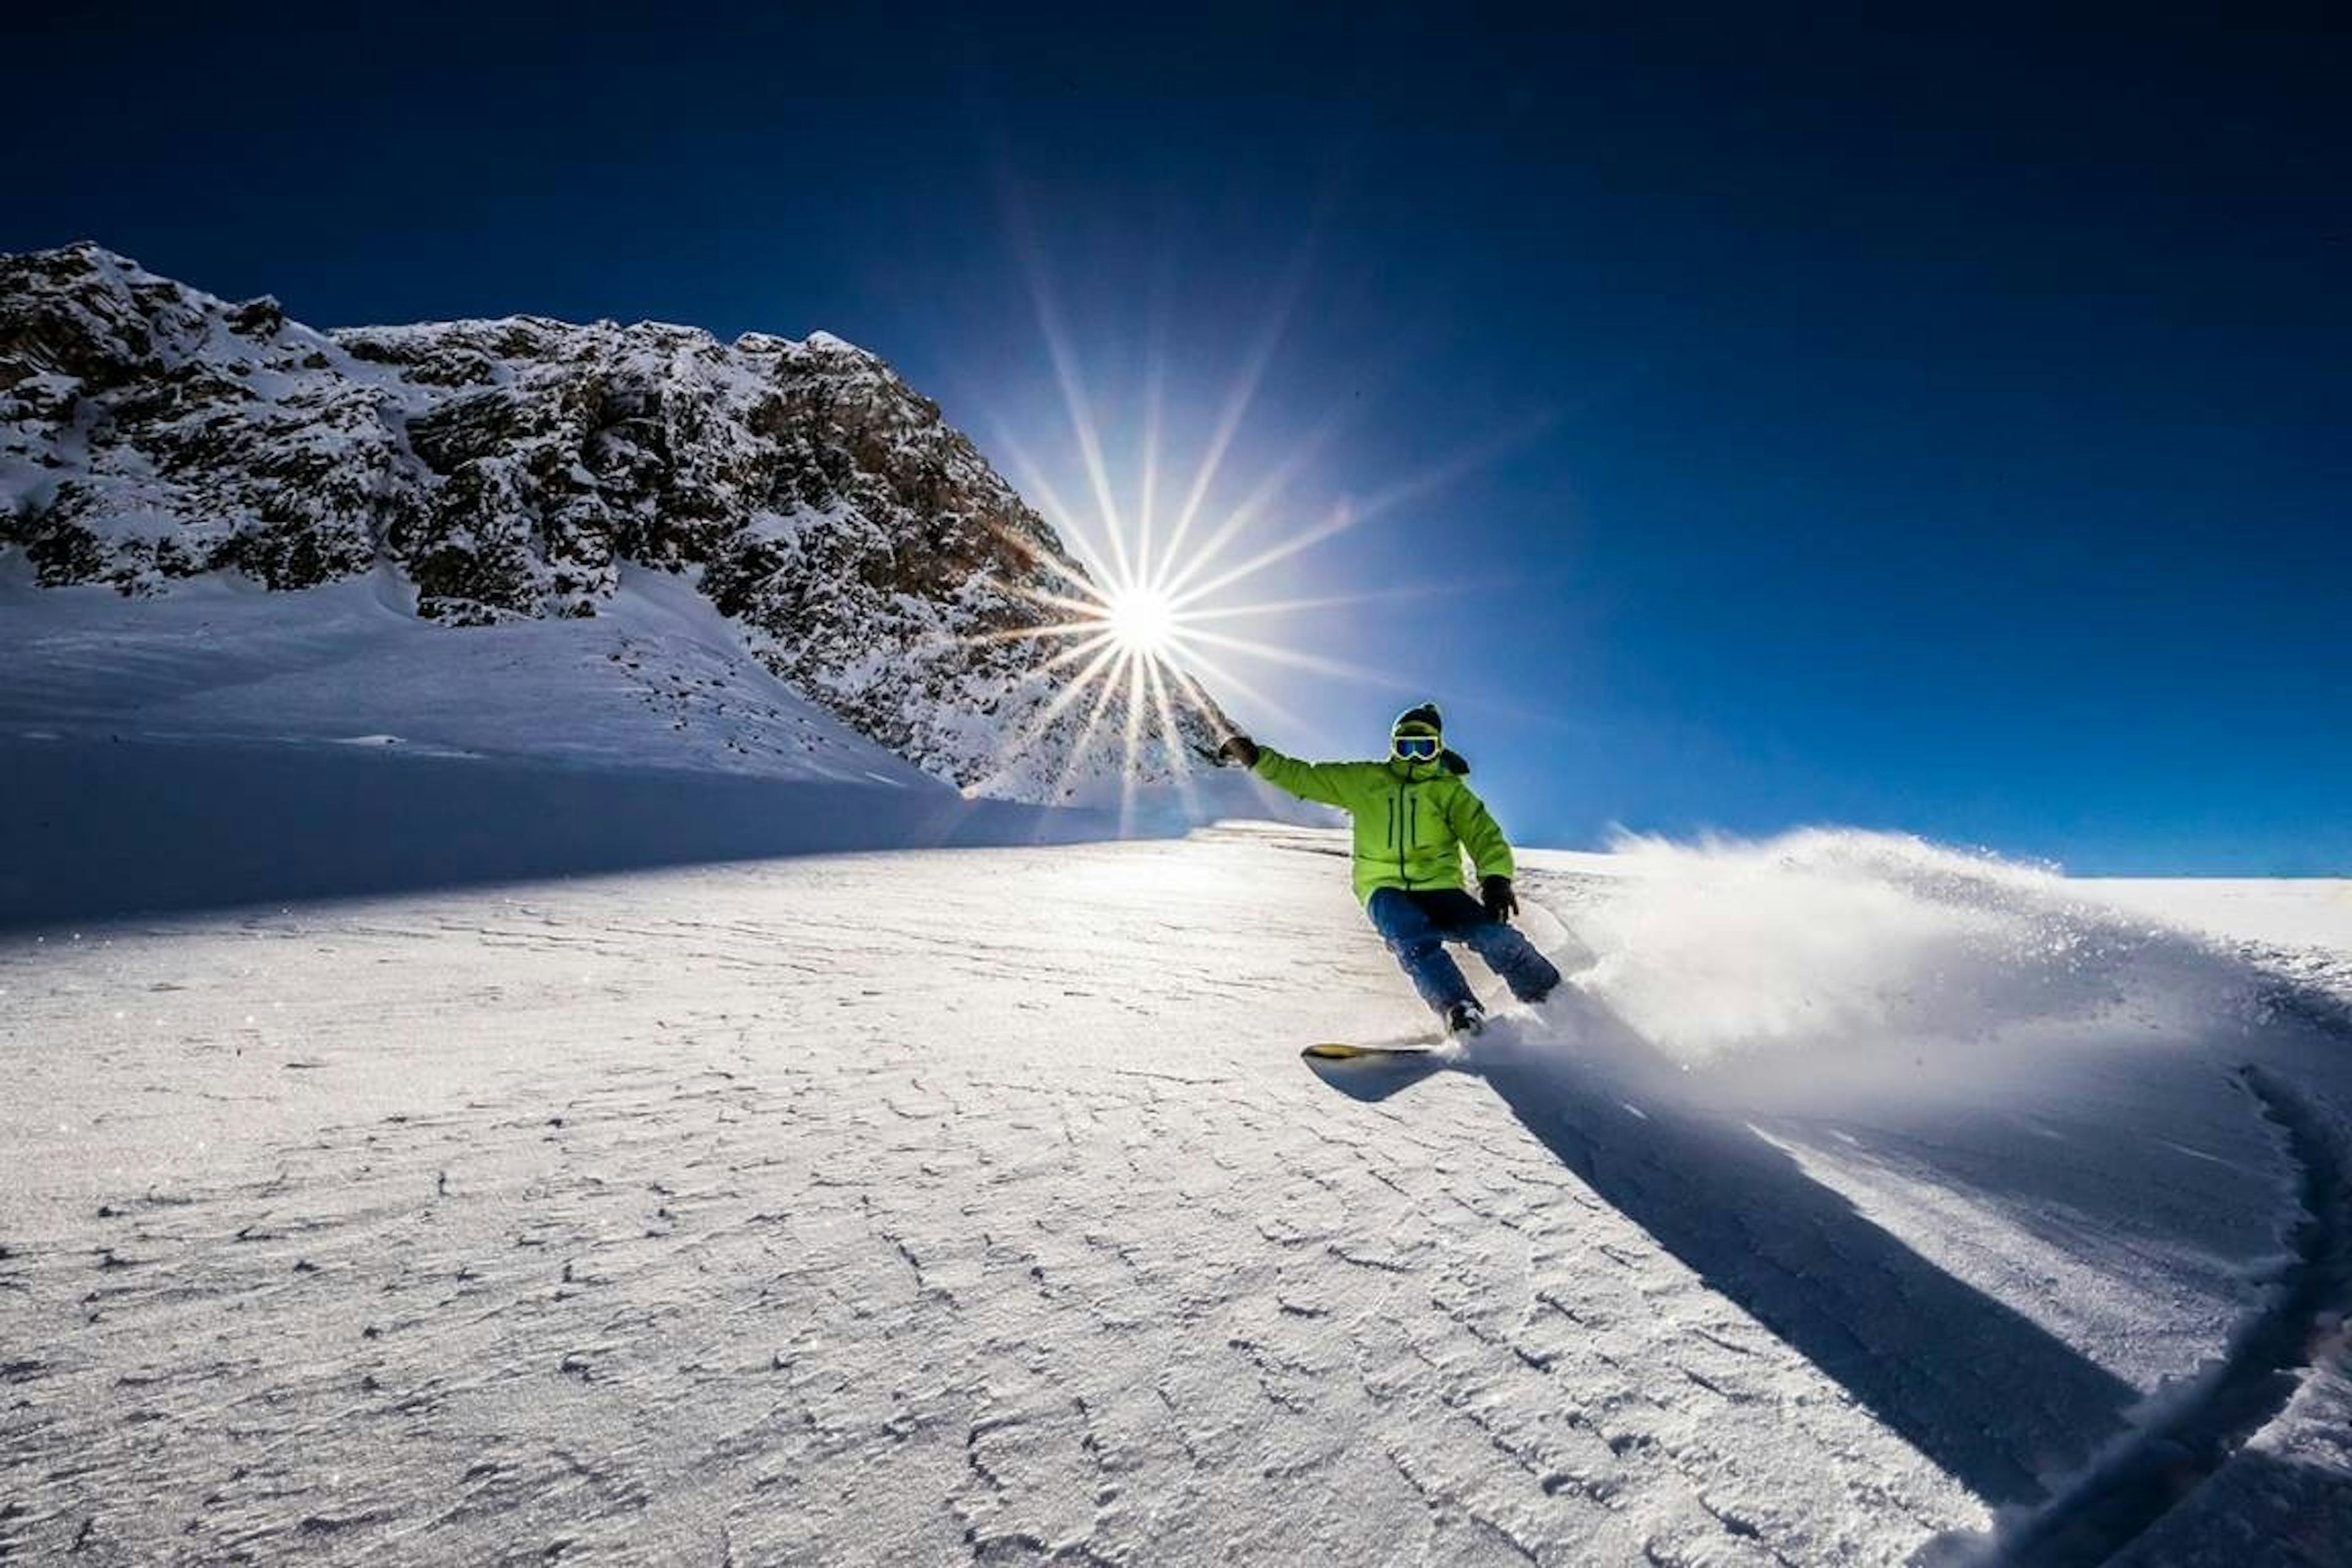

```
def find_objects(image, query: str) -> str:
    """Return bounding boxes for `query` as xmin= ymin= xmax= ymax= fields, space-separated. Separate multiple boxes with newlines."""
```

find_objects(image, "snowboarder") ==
xmin=1215 ymin=703 xmax=1560 ymax=1037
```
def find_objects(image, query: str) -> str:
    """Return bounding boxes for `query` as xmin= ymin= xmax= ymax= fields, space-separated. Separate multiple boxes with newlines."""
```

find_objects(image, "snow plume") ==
xmin=1555 ymin=828 xmax=2267 ymax=1075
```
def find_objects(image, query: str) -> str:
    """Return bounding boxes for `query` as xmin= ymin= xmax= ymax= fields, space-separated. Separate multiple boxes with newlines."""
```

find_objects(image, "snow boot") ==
xmin=1444 ymin=1000 xmax=1486 ymax=1038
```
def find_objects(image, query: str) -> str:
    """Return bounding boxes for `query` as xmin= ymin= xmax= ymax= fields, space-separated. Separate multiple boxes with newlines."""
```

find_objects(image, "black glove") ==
xmin=1216 ymin=734 xmax=1260 ymax=769
xmin=1480 ymin=875 xmax=1518 ymax=922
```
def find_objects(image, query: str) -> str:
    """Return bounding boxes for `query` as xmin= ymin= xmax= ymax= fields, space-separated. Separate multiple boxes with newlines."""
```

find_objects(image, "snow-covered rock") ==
xmin=0 ymin=243 xmax=1230 ymax=801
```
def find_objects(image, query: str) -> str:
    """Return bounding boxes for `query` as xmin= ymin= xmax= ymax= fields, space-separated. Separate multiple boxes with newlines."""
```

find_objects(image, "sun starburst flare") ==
xmin=962 ymin=171 xmax=1553 ymax=823
xmin=957 ymin=397 xmax=1550 ymax=824
xmin=960 ymin=485 xmax=1439 ymax=827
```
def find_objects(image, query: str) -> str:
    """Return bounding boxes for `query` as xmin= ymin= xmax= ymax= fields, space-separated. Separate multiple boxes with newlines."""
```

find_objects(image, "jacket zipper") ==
xmin=1398 ymin=776 xmax=1412 ymax=888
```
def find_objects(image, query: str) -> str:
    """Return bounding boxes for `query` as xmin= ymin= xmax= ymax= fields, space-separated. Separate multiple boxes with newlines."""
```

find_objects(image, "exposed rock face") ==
xmin=0 ymin=244 xmax=1230 ymax=799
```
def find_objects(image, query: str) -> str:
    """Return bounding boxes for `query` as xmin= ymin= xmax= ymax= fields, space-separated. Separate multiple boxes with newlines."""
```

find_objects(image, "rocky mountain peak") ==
xmin=0 ymin=245 xmax=1234 ymax=801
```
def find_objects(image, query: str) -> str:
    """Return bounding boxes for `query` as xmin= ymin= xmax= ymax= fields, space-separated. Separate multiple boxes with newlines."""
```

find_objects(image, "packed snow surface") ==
xmin=3 ymin=822 xmax=2349 ymax=1564
xmin=0 ymin=557 xmax=1311 ymax=924
xmin=0 ymin=556 xmax=935 ymax=786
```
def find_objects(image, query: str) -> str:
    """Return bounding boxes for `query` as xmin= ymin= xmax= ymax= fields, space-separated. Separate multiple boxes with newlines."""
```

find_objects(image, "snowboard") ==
xmin=1299 ymin=1031 xmax=1459 ymax=1101
xmin=1301 ymin=1040 xmax=1444 ymax=1063
xmin=1302 ymin=990 xmax=1504 ymax=1062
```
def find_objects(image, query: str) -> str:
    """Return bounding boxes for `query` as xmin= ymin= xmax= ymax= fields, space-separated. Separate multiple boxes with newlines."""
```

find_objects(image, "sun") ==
xmin=950 ymin=187 xmax=1544 ymax=818
xmin=1105 ymin=586 xmax=1178 ymax=657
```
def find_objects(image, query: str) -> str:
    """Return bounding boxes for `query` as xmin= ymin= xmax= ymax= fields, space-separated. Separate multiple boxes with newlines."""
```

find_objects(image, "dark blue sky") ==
xmin=14 ymin=6 xmax=2347 ymax=872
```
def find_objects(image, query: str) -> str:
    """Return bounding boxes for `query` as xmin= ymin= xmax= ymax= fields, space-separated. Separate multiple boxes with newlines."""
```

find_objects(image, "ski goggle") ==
xmin=1392 ymin=733 xmax=1442 ymax=761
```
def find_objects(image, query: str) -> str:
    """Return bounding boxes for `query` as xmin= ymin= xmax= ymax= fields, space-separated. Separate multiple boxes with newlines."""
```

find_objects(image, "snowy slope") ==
xmin=0 ymin=555 xmax=1305 ymax=925
xmin=0 ymin=555 xmax=937 ymax=785
xmin=3 ymin=828 xmax=2348 ymax=1564
xmin=2084 ymin=878 xmax=2352 ymax=1023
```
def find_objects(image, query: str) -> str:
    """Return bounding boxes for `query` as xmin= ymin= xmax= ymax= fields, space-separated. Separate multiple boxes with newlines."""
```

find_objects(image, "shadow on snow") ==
xmin=1314 ymin=983 xmax=2143 ymax=1509
xmin=0 ymin=737 xmax=1143 ymax=930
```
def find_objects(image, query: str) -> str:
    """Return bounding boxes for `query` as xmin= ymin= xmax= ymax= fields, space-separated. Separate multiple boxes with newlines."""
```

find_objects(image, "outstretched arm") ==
xmin=1248 ymin=744 xmax=1375 ymax=810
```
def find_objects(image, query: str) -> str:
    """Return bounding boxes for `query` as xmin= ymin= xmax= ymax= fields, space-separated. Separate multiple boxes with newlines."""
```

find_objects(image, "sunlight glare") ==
xmin=1106 ymin=587 xmax=1178 ymax=657
xmin=969 ymin=179 xmax=1543 ymax=806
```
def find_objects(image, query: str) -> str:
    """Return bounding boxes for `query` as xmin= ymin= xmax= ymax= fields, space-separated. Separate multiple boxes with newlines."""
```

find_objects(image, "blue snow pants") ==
xmin=1365 ymin=887 xmax=1561 ymax=1016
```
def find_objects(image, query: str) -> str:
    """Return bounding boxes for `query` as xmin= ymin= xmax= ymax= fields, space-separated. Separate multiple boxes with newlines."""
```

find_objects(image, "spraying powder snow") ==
xmin=1547 ymin=829 xmax=2272 ymax=1077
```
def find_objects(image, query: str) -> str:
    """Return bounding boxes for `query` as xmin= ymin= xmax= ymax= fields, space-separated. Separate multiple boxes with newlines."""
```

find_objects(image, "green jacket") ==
xmin=1251 ymin=745 xmax=1515 ymax=904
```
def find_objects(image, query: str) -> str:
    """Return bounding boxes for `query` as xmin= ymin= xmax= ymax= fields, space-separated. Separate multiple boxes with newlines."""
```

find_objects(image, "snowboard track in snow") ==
xmin=1978 ymin=1065 xmax=2352 ymax=1567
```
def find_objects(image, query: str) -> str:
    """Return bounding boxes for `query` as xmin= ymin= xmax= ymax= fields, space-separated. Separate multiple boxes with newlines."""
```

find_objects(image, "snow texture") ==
xmin=4 ymin=820 xmax=2349 ymax=1564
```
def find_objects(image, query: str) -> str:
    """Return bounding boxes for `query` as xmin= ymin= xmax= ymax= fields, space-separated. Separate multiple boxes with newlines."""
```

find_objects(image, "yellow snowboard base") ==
xmin=1302 ymin=1041 xmax=1441 ymax=1062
